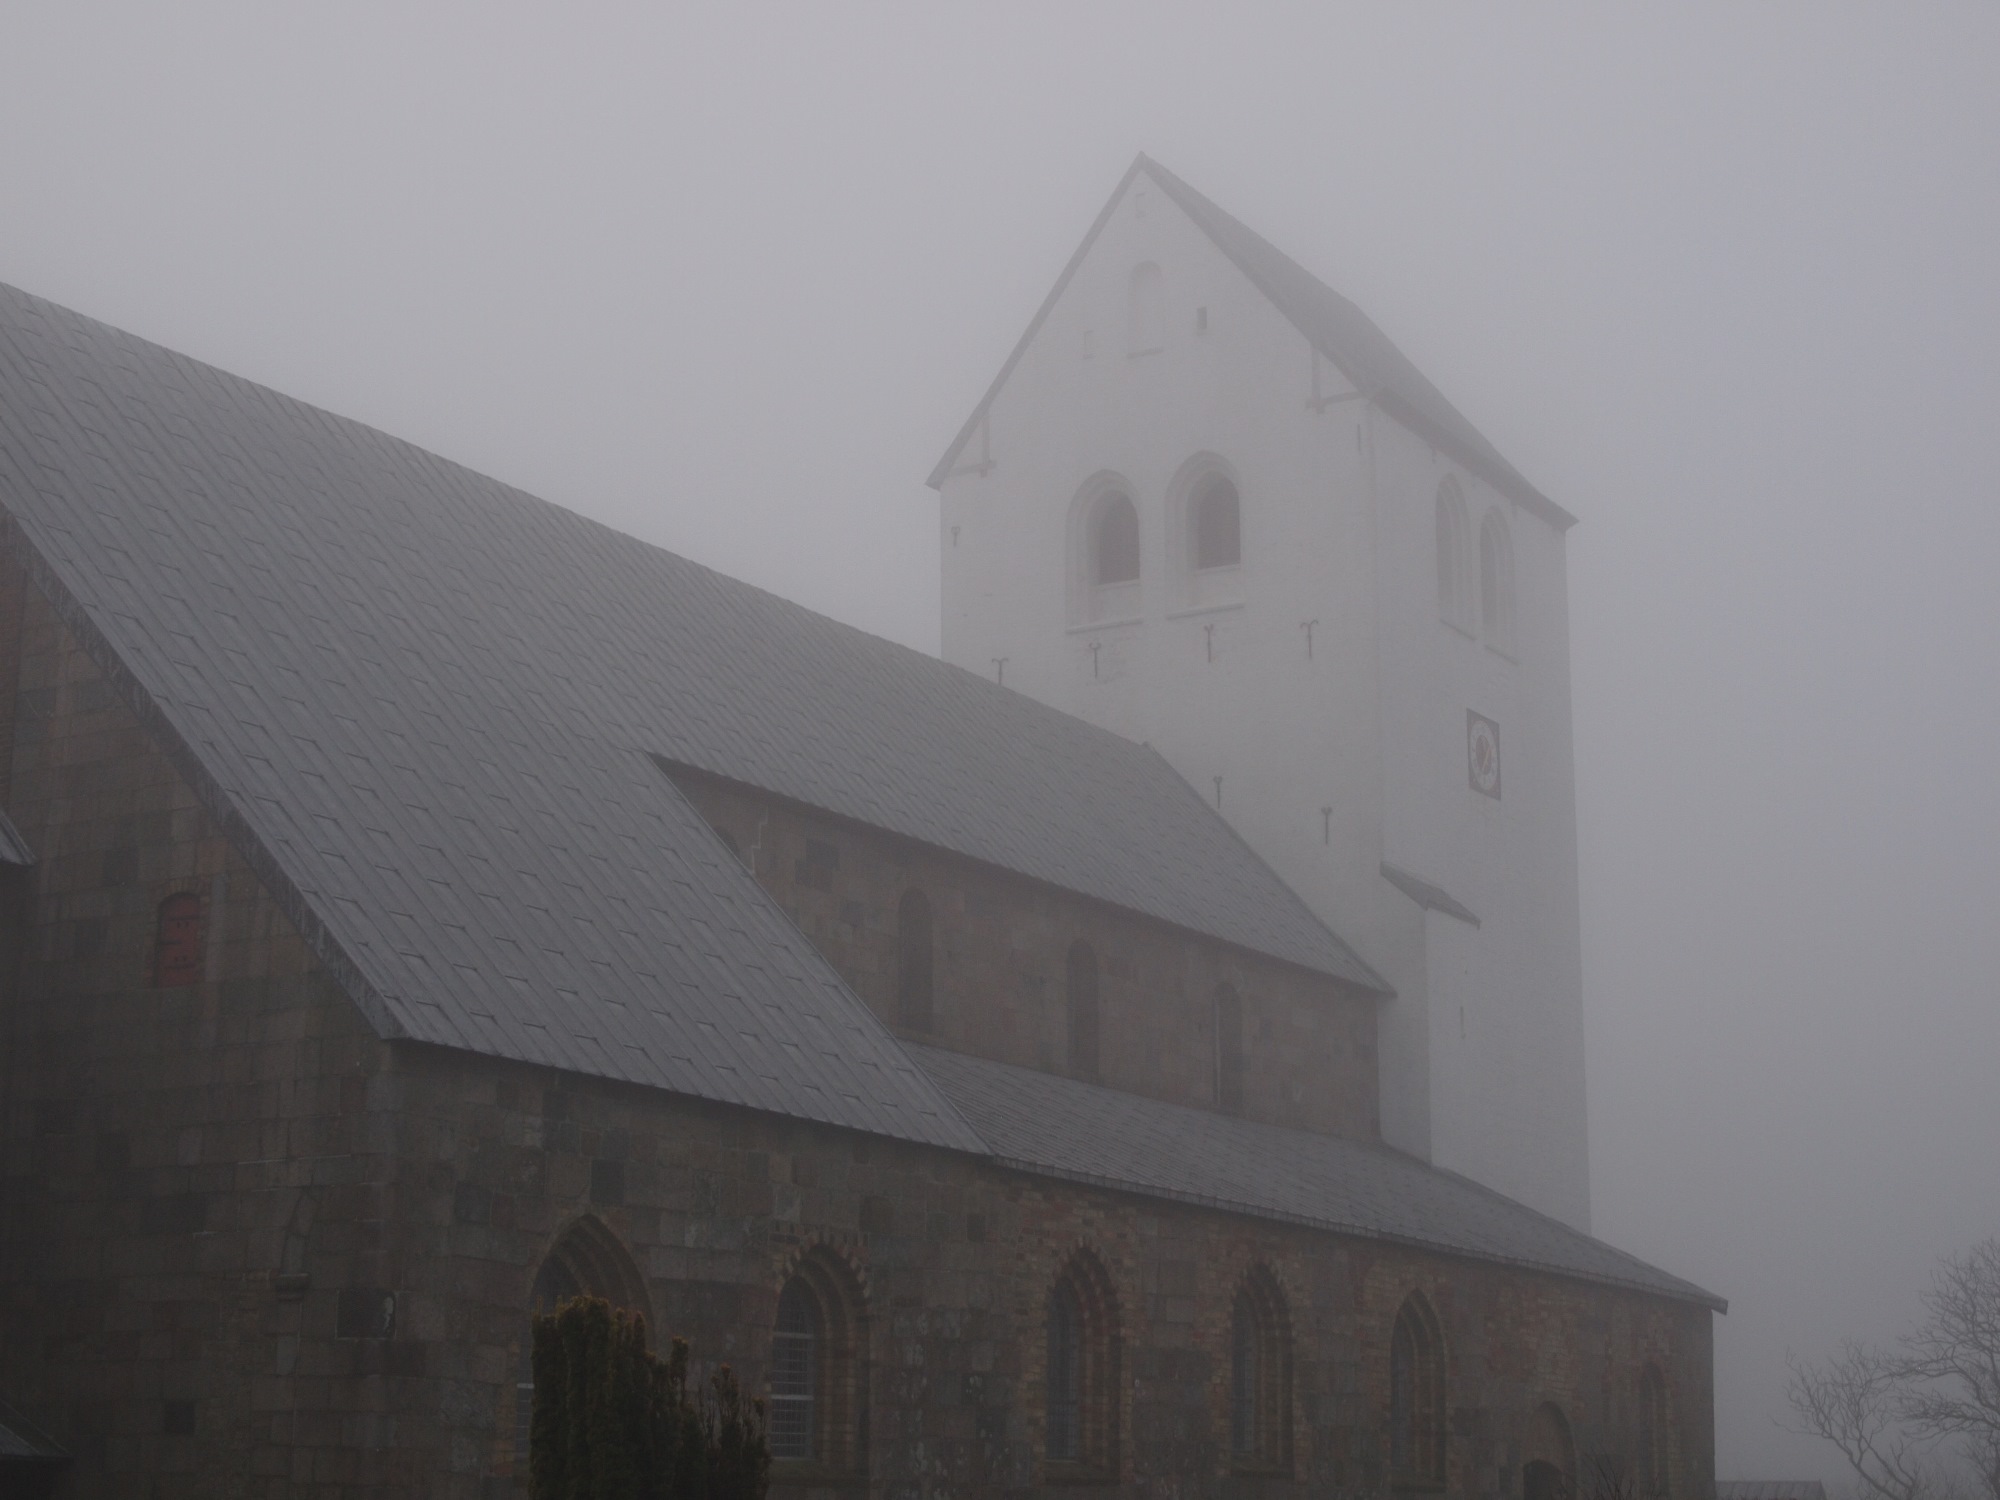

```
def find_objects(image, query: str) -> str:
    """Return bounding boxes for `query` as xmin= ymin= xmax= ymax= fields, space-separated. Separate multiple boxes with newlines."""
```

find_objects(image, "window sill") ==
xmin=1068 ymin=615 xmax=1144 ymax=635
xmin=1127 ymin=347 xmax=1163 ymax=359
xmin=1165 ymin=600 xmax=1243 ymax=622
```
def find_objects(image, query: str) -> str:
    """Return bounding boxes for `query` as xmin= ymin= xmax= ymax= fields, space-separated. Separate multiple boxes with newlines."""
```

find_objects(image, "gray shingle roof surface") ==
xmin=0 ymin=1398 xmax=66 ymax=1461
xmin=912 ymin=1043 xmax=1725 ymax=1310
xmin=930 ymin=156 xmax=1574 ymax=531
xmin=0 ymin=807 xmax=30 ymax=866
xmin=0 ymin=281 xmax=1376 ymax=1153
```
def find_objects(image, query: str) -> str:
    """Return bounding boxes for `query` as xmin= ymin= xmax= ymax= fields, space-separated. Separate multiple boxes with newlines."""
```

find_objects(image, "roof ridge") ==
xmin=929 ymin=157 xmax=1575 ymax=529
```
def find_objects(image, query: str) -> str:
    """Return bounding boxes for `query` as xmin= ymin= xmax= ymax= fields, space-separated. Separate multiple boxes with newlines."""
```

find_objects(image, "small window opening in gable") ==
xmin=896 ymin=889 xmax=934 ymax=1033
xmin=1192 ymin=477 xmax=1241 ymax=570
xmin=1128 ymin=262 xmax=1165 ymax=355
xmin=153 ymin=891 xmax=204 ymax=987
xmin=1066 ymin=940 xmax=1101 ymax=1082
xmin=1196 ymin=306 xmax=1209 ymax=334
xmin=1214 ymin=983 xmax=1244 ymax=1114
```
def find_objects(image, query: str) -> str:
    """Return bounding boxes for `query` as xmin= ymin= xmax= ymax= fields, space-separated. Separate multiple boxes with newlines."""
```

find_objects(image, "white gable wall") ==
xmin=937 ymin=172 xmax=1588 ymax=1228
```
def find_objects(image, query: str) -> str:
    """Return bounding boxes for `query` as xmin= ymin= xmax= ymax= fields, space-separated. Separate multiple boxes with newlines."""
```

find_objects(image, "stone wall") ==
xmin=0 ymin=549 xmax=1712 ymax=1499
xmin=664 ymin=765 xmax=1379 ymax=1141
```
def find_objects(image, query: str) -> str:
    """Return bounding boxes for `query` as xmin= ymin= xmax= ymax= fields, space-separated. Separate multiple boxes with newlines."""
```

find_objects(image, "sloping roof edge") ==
xmin=0 ymin=513 xmax=408 ymax=1039
xmin=0 ymin=806 xmax=32 ymax=867
xmin=1381 ymin=862 xmax=1480 ymax=928
xmin=929 ymin=155 xmax=1577 ymax=533
xmin=1151 ymin=749 xmax=1392 ymax=995
xmin=927 ymin=156 xmax=1149 ymax=490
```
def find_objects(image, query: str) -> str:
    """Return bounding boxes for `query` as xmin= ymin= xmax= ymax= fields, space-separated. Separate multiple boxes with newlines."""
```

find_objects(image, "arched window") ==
xmin=1389 ymin=1292 xmax=1445 ymax=1487
xmin=1638 ymin=1366 xmax=1670 ymax=1498
xmin=896 ymin=889 xmax=933 ymax=1032
xmin=1191 ymin=477 xmax=1241 ymax=570
xmin=1128 ymin=262 xmax=1165 ymax=354
xmin=1215 ymin=984 xmax=1244 ymax=1115
xmin=1436 ymin=478 xmax=1474 ymax=633
xmin=1524 ymin=1402 xmax=1576 ymax=1500
xmin=1047 ymin=1278 xmax=1084 ymax=1461
xmin=769 ymin=1249 xmax=867 ymax=1472
xmin=152 ymin=892 xmax=204 ymax=987
xmin=1045 ymin=1250 xmax=1120 ymax=1476
xmin=516 ymin=1217 xmax=650 ymax=1473
xmin=1094 ymin=495 xmax=1141 ymax=586
xmin=1480 ymin=507 xmax=1516 ymax=653
xmin=1230 ymin=1266 xmax=1293 ymax=1473
xmin=1067 ymin=941 xmax=1100 ymax=1083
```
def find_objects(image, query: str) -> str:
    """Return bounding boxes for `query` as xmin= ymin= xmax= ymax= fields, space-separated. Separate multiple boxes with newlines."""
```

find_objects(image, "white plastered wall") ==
xmin=937 ymin=172 xmax=1589 ymax=1228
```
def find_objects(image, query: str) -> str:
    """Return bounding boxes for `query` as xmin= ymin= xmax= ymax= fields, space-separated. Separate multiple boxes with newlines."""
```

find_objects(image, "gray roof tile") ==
xmin=912 ymin=1043 xmax=1724 ymax=1310
xmin=0 ymin=281 xmax=1374 ymax=1152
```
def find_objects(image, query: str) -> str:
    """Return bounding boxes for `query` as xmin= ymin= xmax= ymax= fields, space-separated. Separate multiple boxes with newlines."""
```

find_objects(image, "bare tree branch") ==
xmin=1786 ymin=1341 xmax=1933 ymax=1500
xmin=1901 ymin=1237 xmax=2000 ymax=1500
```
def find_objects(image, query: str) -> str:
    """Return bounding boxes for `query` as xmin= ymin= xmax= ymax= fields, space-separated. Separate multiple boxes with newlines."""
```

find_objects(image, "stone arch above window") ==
xmin=1214 ymin=983 xmax=1244 ymax=1115
xmin=1128 ymin=261 xmax=1165 ymax=354
xmin=514 ymin=1216 xmax=651 ymax=1474
xmin=152 ymin=890 xmax=204 ymax=988
xmin=1436 ymin=478 xmax=1475 ymax=634
xmin=1523 ymin=1401 xmax=1576 ymax=1500
xmin=1389 ymin=1291 xmax=1446 ymax=1487
xmin=1229 ymin=1265 xmax=1293 ymax=1474
xmin=896 ymin=888 xmax=933 ymax=1033
xmin=1066 ymin=940 xmax=1101 ymax=1083
xmin=1045 ymin=1248 xmax=1121 ymax=1478
xmin=1638 ymin=1365 xmax=1671 ymax=1499
xmin=1480 ymin=506 xmax=1517 ymax=655
xmin=770 ymin=1246 xmax=867 ymax=1473
xmin=1070 ymin=476 xmax=1144 ymax=626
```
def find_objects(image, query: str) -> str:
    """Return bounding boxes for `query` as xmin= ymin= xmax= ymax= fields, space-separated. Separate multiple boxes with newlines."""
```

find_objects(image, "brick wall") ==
xmin=664 ymin=765 xmax=1380 ymax=1141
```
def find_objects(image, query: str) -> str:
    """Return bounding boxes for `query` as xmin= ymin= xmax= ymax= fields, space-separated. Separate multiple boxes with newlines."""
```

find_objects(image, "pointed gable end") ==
xmin=929 ymin=155 xmax=1576 ymax=532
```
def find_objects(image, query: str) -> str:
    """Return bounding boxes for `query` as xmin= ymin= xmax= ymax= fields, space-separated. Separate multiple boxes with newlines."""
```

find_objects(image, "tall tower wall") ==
xmin=936 ymin=172 xmax=1589 ymax=1228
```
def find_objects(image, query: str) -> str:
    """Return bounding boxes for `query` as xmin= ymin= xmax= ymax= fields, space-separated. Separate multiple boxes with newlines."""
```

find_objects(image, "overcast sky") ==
xmin=5 ymin=3 xmax=1998 ymax=1483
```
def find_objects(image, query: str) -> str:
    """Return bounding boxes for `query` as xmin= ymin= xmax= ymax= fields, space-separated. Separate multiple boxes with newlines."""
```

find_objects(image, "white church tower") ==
xmin=932 ymin=156 xmax=1592 ymax=1229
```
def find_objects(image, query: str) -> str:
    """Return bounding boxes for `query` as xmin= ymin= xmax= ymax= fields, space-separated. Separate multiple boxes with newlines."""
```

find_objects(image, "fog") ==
xmin=5 ymin=3 xmax=1998 ymax=1484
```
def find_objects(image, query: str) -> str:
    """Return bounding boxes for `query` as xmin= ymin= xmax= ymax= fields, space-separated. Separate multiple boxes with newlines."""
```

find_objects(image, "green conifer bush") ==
xmin=528 ymin=1296 xmax=770 ymax=1500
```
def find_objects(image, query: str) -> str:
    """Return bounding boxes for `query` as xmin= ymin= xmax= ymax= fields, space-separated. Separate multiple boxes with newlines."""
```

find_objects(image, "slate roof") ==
xmin=0 ymin=280 xmax=1383 ymax=1155
xmin=0 ymin=807 xmax=30 ymax=866
xmin=915 ymin=1044 xmax=1723 ymax=1309
xmin=0 ymin=1397 xmax=66 ymax=1464
xmin=929 ymin=155 xmax=1575 ymax=531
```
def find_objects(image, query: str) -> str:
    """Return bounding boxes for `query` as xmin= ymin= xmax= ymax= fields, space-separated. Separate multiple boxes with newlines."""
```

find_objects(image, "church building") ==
xmin=0 ymin=161 xmax=1717 ymax=1500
